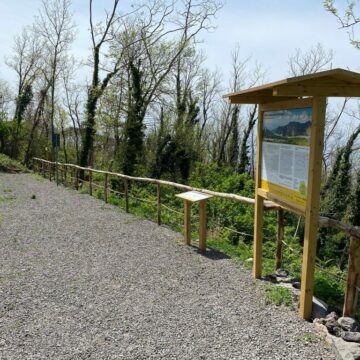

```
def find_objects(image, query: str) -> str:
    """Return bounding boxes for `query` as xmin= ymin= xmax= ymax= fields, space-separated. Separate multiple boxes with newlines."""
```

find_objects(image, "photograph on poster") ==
xmin=261 ymin=107 xmax=312 ymax=207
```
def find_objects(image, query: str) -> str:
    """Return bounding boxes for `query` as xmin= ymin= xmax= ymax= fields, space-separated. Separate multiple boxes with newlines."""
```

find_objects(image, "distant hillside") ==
xmin=273 ymin=121 xmax=311 ymax=137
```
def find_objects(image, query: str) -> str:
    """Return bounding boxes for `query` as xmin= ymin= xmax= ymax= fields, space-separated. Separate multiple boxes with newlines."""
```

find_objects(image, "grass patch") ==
xmin=29 ymin=173 xmax=45 ymax=182
xmin=264 ymin=285 xmax=294 ymax=308
xmin=3 ymin=187 xmax=12 ymax=193
xmin=296 ymin=332 xmax=322 ymax=344
xmin=0 ymin=194 xmax=16 ymax=202
xmin=31 ymin=194 xmax=36 ymax=199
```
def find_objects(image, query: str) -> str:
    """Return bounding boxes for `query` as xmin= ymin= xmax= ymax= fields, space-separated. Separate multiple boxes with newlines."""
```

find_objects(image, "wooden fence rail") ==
xmin=32 ymin=157 xmax=360 ymax=317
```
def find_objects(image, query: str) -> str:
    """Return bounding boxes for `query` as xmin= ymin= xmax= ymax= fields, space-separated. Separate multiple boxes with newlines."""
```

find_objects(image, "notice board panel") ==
xmin=260 ymin=104 xmax=312 ymax=209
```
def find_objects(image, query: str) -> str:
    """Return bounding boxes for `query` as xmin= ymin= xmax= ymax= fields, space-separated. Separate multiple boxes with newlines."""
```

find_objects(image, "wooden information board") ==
xmin=254 ymin=97 xmax=326 ymax=320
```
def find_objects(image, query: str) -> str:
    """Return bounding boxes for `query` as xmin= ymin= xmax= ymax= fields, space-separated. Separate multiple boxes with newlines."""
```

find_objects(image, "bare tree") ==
xmin=288 ymin=43 xmax=333 ymax=76
xmin=6 ymin=25 xmax=43 ymax=158
xmin=6 ymin=26 xmax=43 ymax=101
xmin=35 ymin=0 xmax=75 ymax=159
xmin=0 ymin=79 xmax=13 ymax=115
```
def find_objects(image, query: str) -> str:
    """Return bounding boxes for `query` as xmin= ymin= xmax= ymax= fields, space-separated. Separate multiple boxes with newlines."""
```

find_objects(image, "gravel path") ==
xmin=0 ymin=173 xmax=336 ymax=360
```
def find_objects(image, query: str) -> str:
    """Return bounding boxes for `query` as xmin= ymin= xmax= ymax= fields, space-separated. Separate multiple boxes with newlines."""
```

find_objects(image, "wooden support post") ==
xmin=104 ymin=173 xmax=108 ymax=203
xmin=275 ymin=208 xmax=284 ymax=270
xmin=49 ymin=163 xmax=52 ymax=181
xmin=343 ymin=237 xmax=360 ymax=317
xmin=89 ymin=169 xmax=92 ymax=196
xmin=199 ymin=200 xmax=207 ymax=251
xmin=42 ymin=162 xmax=45 ymax=177
xmin=157 ymin=183 xmax=161 ymax=226
xmin=253 ymin=107 xmax=264 ymax=279
xmin=184 ymin=200 xmax=191 ymax=245
xmin=299 ymin=97 xmax=326 ymax=320
xmin=124 ymin=179 xmax=129 ymax=213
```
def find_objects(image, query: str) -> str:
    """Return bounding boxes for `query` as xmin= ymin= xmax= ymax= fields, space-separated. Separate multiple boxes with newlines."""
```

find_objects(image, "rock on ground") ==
xmin=0 ymin=173 xmax=337 ymax=359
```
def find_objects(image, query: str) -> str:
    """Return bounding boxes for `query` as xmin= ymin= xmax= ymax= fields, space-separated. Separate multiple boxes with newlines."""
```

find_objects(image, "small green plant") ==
xmin=31 ymin=194 xmax=36 ymax=199
xmin=3 ymin=187 xmax=12 ymax=193
xmin=296 ymin=332 xmax=322 ymax=344
xmin=264 ymin=285 xmax=294 ymax=308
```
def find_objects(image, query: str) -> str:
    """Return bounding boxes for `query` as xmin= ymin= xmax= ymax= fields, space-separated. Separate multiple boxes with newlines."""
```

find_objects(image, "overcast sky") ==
xmin=0 ymin=0 xmax=359 ymax=89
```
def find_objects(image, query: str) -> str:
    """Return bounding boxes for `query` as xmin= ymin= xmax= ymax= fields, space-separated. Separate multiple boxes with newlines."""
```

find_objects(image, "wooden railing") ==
xmin=32 ymin=157 xmax=360 ymax=318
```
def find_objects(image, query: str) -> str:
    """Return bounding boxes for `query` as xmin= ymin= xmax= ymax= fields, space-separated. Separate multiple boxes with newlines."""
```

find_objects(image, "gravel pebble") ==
xmin=0 ymin=173 xmax=336 ymax=359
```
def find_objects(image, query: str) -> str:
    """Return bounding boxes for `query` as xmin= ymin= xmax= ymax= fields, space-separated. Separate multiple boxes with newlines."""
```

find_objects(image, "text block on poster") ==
xmin=261 ymin=107 xmax=312 ymax=208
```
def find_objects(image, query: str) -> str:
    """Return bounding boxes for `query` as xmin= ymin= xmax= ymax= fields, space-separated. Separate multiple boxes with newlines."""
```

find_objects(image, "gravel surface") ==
xmin=0 ymin=173 xmax=336 ymax=360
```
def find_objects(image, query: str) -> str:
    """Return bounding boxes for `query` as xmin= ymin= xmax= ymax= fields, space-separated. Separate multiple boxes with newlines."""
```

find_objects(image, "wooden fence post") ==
xmin=89 ymin=169 xmax=93 ymax=196
xmin=157 ymin=183 xmax=161 ymax=226
xmin=104 ymin=173 xmax=108 ymax=203
xmin=73 ymin=168 xmax=78 ymax=190
xmin=49 ymin=163 xmax=52 ymax=181
xmin=42 ymin=161 xmax=45 ymax=177
xmin=275 ymin=208 xmax=284 ymax=270
xmin=343 ymin=236 xmax=360 ymax=317
xmin=184 ymin=200 xmax=191 ymax=245
xmin=124 ymin=179 xmax=129 ymax=213
xmin=64 ymin=165 xmax=67 ymax=187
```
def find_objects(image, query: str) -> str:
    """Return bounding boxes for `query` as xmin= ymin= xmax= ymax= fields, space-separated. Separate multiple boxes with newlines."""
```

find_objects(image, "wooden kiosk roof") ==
xmin=224 ymin=68 xmax=360 ymax=104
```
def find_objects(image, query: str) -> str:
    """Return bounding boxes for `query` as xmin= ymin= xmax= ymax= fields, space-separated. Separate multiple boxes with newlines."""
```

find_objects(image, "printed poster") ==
xmin=261 ymin=107 xmax=312 ymax=208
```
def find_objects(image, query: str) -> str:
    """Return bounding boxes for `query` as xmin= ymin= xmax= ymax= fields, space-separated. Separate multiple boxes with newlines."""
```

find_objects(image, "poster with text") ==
xmin=261 ymin=107 xmax=312 ymax=208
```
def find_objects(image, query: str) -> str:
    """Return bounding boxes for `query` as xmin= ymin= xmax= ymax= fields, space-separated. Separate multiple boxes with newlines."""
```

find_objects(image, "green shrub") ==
xmin=0 ymin=153 xmax=27 ymax=173
xmin=265 ymin=285 xmax=294 ymax=308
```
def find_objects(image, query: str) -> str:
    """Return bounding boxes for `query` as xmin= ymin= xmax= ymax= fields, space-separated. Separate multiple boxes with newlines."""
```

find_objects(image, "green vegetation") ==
xmin=264 ymin=285 xmax=294 ymax=308
xmin=296 ymin=333 xmax=323 ymax=344
xmin=3 ymin=187 xmax=12 ymax=193
xmin=31 ymin=194 xmax=36 ymax=199
xmin=0 ymin=153 xmax=27 ymax=173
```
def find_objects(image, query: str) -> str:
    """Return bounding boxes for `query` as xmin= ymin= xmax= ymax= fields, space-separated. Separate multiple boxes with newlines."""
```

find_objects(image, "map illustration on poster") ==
xmin=261 ymin=107 xmax=312 ymax=208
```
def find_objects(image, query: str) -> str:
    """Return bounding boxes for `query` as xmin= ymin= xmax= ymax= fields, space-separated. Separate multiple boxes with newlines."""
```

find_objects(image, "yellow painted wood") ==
xmin=199 ymin=200 xmax=207 ymax=251
xmin=257 ymin=188 xmax=306 ymax=216
xmin=184 ymin=200 xmax=191 ymax=246
xmin=299 ymin=96 xmax=326 ymax=320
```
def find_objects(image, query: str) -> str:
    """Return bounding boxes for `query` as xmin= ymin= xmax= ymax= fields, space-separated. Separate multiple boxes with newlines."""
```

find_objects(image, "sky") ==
xmin=0 ymin=0 xmax=359 ymax=90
